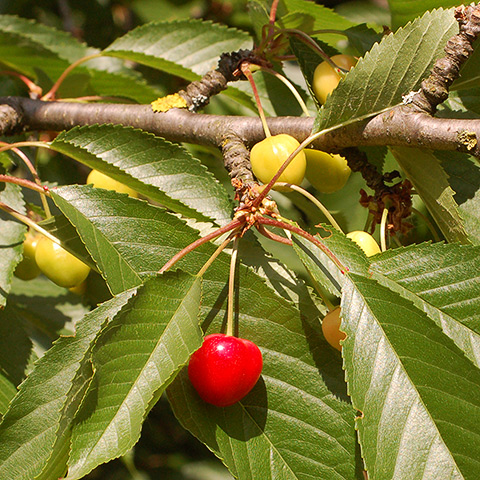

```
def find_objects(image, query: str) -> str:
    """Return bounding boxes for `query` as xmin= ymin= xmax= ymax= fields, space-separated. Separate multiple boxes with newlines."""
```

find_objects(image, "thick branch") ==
xmin=1 ymin=96 xmax=480 ymax=156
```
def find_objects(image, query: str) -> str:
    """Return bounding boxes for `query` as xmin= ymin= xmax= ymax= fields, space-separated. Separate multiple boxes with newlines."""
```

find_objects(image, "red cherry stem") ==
xmin=158 ymin=219 xmax=244 ymax=274
xmin=0 ymin=142 xmax=52 ymax=218
xmin=226 ymin=236 xmax=240 ymax=337
xmin=256 ymin=216 xmax=347 ymax=273
xmin=0 ymin=71 xmax=42 ymax=97
xmin=255 ymin=223 xmax=292 ymax=245
xmin=241 ymin=63 xmax=271 ymax=138
xmin=0 ymin=174 xmax=50 ymax=196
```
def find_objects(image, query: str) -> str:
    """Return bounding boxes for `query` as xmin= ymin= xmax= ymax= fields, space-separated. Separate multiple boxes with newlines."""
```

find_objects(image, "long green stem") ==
xmin=196 ymin=233 xmax=234 ymax=277
xmin=42 ymin=53 xmax=102 ymax=100
xmin=275 ymin=182 xmax=343 ymax=233
xmin=262 ymin=68 xmax=310 ymax=117
xmin=411 ymin=207 xmax=441 ymax=242
xmin=380 ymin=208 xmax=388 ymax=252
xmin=0 ymin=202 xmax=59 ymax=245
xmin=158 ymin=219 xmax=243 ymax=274
xmin=0 ymin=141 xmax=52 ymax=154
xmin=226 ymin=236 xmax=240 ymax=337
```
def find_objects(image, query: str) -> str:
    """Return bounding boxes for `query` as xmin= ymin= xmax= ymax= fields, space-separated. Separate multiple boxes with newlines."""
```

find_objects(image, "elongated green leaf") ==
xmin=103 ymin=19 xmax=255 ymax=109
xmin=342 ymin=273 xmax=480 ymax=479
xmin=315 ymin=8 xmax=458 ymax=132
xmin=0 ymin=183 xmax=26 ymax=307
xmin=387 ymin=0 xmax=467 ymax=30
xmin=391 ymin=147 xmax=469 ymax=244
xmin=370 ymin=242 xmax=480 ymax=368
xmin=65 ymin=271 xmax=203 ymax=479
xmin=0 ymin=290 xmax=134 ymax=480
xmin=0 ymin=306 xmax=32 ymax=415
xmin=0 ymin=15 xmax=160 ymax=103
xmin=51 ymin=125 xmax=232 ymax=225
xmin=438 ymin=151 xmax=480 ymax=245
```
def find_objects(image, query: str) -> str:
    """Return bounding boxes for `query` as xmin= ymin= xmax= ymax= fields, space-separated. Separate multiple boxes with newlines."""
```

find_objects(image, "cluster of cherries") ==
xmin=15 ymin=55 xmax=381 ymax=408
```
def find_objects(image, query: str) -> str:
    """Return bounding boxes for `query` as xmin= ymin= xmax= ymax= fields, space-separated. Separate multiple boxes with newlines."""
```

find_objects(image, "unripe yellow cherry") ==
xmin=346 ymin=231 xmax=381 ymax=257
xmin=14 ymin=232 xmax=41 ymax=281
xmin=86 ymin=169 xmax=138 ymax=197
xmin=305 ymin=149 xmax=351 ymax=193
xmin=313 ymin=54 xmax=357 ymax=104
xmin=322 ymin=307 xmax=346 ymax=351
xmin=250 ymin=134 xmax=306 ymax=190
xmin=35 ymin=237 xmax=91 ymax=288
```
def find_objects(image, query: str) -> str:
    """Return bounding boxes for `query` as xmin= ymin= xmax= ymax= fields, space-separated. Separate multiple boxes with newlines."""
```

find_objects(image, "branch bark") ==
xmin=1 ymin=96 xmax=480 ymax=156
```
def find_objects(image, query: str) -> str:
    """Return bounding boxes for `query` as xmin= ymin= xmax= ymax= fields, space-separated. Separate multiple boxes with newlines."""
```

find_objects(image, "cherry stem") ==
xmin=0 ymin=141 xmax=52 ymax=154
xmin=241 ymin=63 xmax=271 ymax=138
xmin=226 ymin=236 xmax=240 ymax=337
xmin=305 ymin=268 xmax=336 ymax=311
xmin=255 ymin=223 xmax=292 ymax=245
xmin=256 ymin=216 xmax=347 ymax=273
xmin=275 ymin=182 xmax=343 ymax=233
xmin=1 ymin=142 xmax=52 ymax=218
xmin=0 ymin=174 xmax=50 ymax=196
xmin=158 ymin=219 xmax=244 ymax=274
xmin=42 ymin=53 xmax=102 ymax=100
xmin=268 ymin=0 xmax=280 ymax=41
xmin=0 ymin=71 xmax=42 ymax=97
xmin=196 ymin=233 xmax=235 ymax=277
xmin=411 ymin=207 xmax=441 ymax=242
xmin=261 ymin=67 xmax=310 ymax=117
xmin=0 ymin=202 xmax=60 ymax=245
xmin=380 ymin=207 xmax=388 ymax=252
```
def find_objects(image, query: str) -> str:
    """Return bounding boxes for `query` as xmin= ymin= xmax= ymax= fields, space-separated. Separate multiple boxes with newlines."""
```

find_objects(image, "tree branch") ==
xmin=1 ymin=96 xmax=480 ymax=156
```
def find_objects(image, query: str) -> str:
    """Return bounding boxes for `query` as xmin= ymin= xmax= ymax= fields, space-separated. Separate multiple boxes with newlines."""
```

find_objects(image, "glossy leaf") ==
xmin=0 ymin=183 xmax=26 ymax=308
xmin=0 ymin=290 xmax=135 ymax=480
xmin=342 ymin=273 xmax=480 ymax=479
xmin=66 ymin=272 xmax=203 ymax=479
xmin=391 ymin=147 xmax=469 ymax=244
xmin=315 ymin=8 xmax=458 ymax=132
xmin=51 ymin=124 xmax=233 ymax=225
xmin=370 ymin=242 xmax=480 ymax=368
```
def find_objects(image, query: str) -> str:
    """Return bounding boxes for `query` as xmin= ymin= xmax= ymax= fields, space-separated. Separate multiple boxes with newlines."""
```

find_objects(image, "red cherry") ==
xmin=188 ymin=333 xmax=263 ymax=407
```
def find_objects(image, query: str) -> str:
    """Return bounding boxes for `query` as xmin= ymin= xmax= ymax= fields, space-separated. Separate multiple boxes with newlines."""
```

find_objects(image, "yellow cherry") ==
xmin=346 ymin=231 xmax=381 ymax=257
xmin=313 ymin=54 xmax=357 ymax=104
xmin=322 ymin=307 xmax=346 ymax=351
xmin=86 ymin=169 xmax=138 ymax=197
xmin=35 ymin=237 xmax=91 ymax=288
xmin=250 ymin=134 xmax=306 ymax=190
xmin=14 ymin=232 xmax=41 ymax=281
xmin=305 ymin=149 xmax=351 ymax=193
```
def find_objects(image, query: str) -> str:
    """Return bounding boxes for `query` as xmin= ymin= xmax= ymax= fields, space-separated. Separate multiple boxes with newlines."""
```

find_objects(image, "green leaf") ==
xmin=0 ymin=15 xmax=160 ymax=103
xmin=51 ymin=124 xmax=233 ymax=226
xmin=391 ymin=147 xmax=469 ymax=244
xmin=0 ymin=306 xmax=33 ymax=416
xmin=0 ymin=183 xmax=26 ymax=308
xmin=370 ymin=242 xmax=480 ymax=368
xmin=438 ymin=151 xmax=480 ymax=245
xmin=103 ymin=19 xmax=255 ymax=108
xmin=0 ymin=290 xmax=134 ymax=480
xmin=65 ymin=271 xmax=203 ymax=480
xmin=342 ymin=273 xmax=480 ymax=479
xmin=167 ymin=267 xmax=359 ymax=480
xmin=315 ymin=8 xmax=458 ymax=133
xmin=387 ymin=0 xmax=465 ymax=30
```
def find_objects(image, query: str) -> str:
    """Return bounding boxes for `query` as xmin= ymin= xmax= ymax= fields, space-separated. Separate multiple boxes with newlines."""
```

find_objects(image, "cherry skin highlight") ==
xmin=188 ymin=333 xmax=263 ymax=407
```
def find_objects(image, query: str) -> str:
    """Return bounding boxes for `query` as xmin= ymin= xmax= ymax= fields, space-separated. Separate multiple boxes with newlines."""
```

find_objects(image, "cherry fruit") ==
xmin=35 ymin=237 xmax=91 ymax=288
xmin=305 ymin=149 xmax=351 ymax=193
xmin=87 ymin=169 xmax=138 ymax=197
xmin=313 ymin=54 xmax=357 ymax=104
xmin=188 ymin=333 xmax=263 ymax=407
xmin=14 ymin=232 xmax=41 ymax=281
xmin=250 ymin=134 xmax=306 ymax=190
xmin=346 ymin=230 xmax=381 ymax=257
xmin=322 ymin=307 xmax=346 ymax=351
